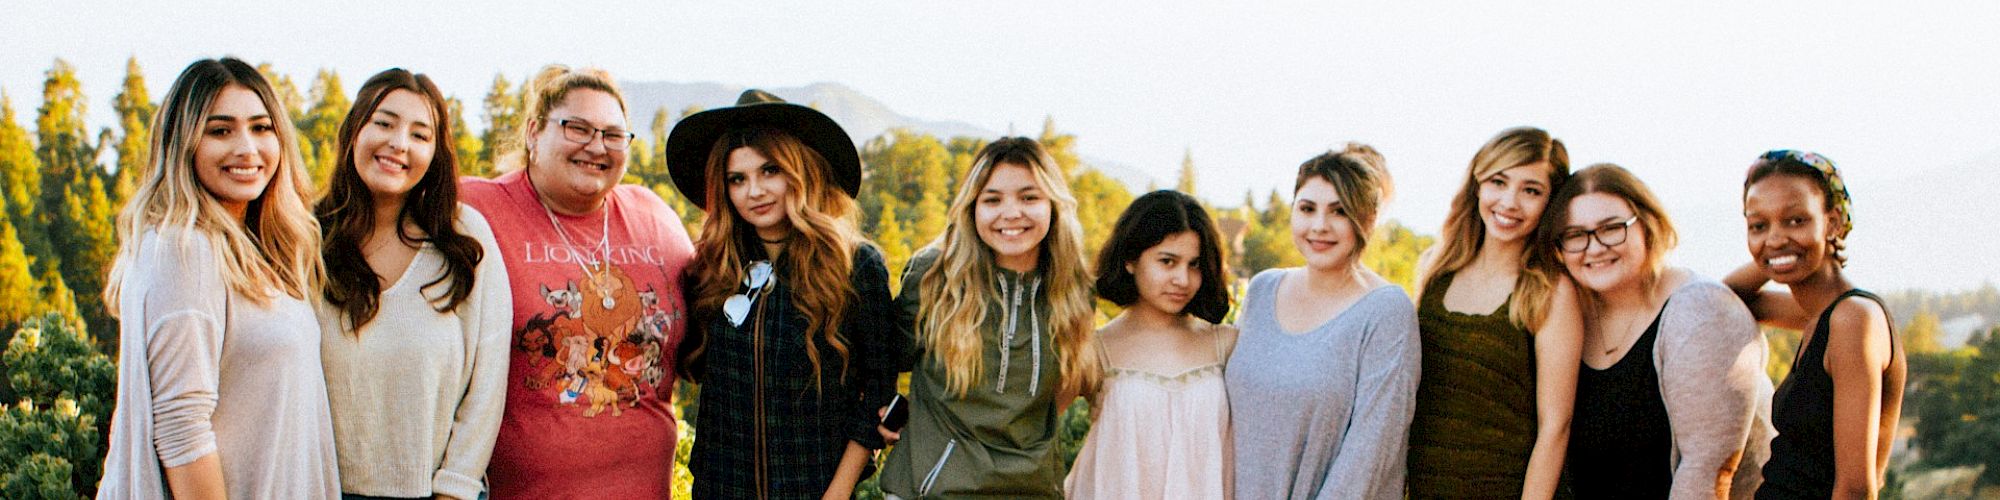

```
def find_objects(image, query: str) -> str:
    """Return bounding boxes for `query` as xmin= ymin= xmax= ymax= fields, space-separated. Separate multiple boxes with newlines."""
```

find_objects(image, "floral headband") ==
xmin=1757 ymin=149 xmax=1852 ymax=236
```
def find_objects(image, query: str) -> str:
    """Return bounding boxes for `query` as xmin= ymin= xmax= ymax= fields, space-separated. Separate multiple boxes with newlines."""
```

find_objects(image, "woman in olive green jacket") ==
xmin=878 ymin=137 xmax=1103 ymax=499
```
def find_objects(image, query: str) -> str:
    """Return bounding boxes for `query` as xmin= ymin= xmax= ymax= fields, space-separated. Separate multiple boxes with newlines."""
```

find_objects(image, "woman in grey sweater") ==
xmin=1545 ymin=164 xmax=1773 ymax=500
xmin=1227 ymin=143 xmax=1420 ymax=500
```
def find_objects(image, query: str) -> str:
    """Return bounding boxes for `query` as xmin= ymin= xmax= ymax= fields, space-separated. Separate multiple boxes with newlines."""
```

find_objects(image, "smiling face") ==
xmin=1744 ymin=174 xmax=1837 ymax=284
xmin=1291 ymin=177 xmax=1361 ymax=270
xmin=1558 ymin=192 xmax=1649 ymax=294
xmin=1479 ymin=161 xmax=1554 ymax=244
xmin=351 ymin=89 xmax=437 ymax=204
xmin=192 ymin=84 xmax=281 ymax=219
xmin=724 ymin=146 xmax=794 ymax=242
xmin=975 ymin=162 xmax=1053 ymax=273
xmin=526 ymin=89 xmax=628 ymax=211
xmin=1127 ymin=231 xmax=1203 ymax=316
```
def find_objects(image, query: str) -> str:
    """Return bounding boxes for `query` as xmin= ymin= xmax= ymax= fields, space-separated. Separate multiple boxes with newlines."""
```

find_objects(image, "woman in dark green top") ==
xmin=879 ymin=137 xmax=1103 ymax=499
xmin=1409 ymin=127 xmax=1585 ymax=499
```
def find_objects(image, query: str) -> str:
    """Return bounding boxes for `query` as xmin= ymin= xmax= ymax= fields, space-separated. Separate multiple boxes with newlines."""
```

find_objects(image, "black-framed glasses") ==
xmin=1559 ymin=215 xmax=1638 ymax=254
xmin=556 ymin=118 xmax=635 ymax=151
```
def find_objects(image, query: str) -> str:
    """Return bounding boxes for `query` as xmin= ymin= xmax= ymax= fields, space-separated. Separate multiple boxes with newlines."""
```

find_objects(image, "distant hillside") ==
xmin=620 ymin=79 xmax=1161 ymax=190
xmin=620 ymin=80 xmax=992 ymax=144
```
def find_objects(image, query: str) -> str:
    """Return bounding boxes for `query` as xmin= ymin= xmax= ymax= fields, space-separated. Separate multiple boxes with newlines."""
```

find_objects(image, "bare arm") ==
xmin=1825 ymin=299 xmax=1893 ymax=500
xmin=1523 ymin=278 xmax=1583 ymax=500
xmin=1722 ymin=262 xmax=1808 ymax=330
xmin=822 ymin=441 xmax=874 ymax=499
xmin=164 ymin=454 xmax=226 ymax=500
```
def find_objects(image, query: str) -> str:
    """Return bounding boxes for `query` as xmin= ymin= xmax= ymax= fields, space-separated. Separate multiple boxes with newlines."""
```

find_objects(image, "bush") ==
xmin=0 ymin=312 xmax=115 ymax=498
xmin=5 ymin=313 xmax=116 ymax=425
xmin=0 ymin=452 xmax=80 ymax=500
xmin=0 ymin=400 xmax=98 ymax=497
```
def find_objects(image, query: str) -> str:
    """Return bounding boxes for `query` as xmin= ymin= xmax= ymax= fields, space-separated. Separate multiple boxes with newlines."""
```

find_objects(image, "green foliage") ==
xmin=110 ymin=57 xmax=152 ymax=204
xmin=479 ymin=73 xmax=523 ymax=172
xmin=5 ymin=313 xmax=117 ymax=423
xmin=1056 ymin=398 xmax=1092 ymax=469
xmin=1362 ymin=220 xmax=1434 ymax=295
xmin=450 ymin=97 xmax=489 ymax=178
xmin=0 ymin=400 xmax=97 ymax=499
xmin=1905 ymin=308 xmax=1945 ymax=354
xmin=0 ymin=452 xmax=80 ymax=500
xmin=254 ymin=63 xmax=307 ymax=126
xmin=51 ymin=172 xmax=117 ymax=341
xmin=1910 ymin=328 xmax=2000 ymax=486
xmin=298 ymin=69 xmax=350 ymax=186
xmin=1070 ymin=168 xmax=1133 ymax=259
xmin=1177 ymin=148 xmax=1197 ymax=197
xmin=0 ymin=94 xmax=50 ymax=267
xmin=0 ymin=198 xmax=39 ymax=330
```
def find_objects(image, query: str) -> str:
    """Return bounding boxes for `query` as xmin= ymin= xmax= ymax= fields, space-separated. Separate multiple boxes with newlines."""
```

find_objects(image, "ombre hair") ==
xmin=679 ymin=127 xmax=867 ymax=391
xmin=1541 ymin=163 xmax=1678 ymax=302
xmin=315 ymin=68 xmax=484 ymax=332
xmin=914 ymin=137 xmax=1102 ymax=399
xmin=1294 ymin=142 xmax=1394 ymax=259
xmin=105 ymin=57 xmax=321 ymax=312
xmin=1421 ymin=127 xmax=1571 ymax=329
xmin=499 ymin=64 xmax=627 ymax=172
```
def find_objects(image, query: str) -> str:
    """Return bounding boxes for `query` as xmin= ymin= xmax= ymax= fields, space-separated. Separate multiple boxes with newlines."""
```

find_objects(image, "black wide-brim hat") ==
xmin=665 ymin=89 xmax=861 ymax=210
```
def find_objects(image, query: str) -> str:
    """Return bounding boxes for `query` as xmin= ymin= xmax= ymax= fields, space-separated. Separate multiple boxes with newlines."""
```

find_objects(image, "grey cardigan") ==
xmin=1646 ymin=273 xmax=1776 ymax=500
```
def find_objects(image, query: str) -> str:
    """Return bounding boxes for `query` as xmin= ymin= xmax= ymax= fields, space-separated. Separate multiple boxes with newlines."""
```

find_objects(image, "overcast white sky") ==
xmin=5 ymin=1 xmax=1998 ymax=291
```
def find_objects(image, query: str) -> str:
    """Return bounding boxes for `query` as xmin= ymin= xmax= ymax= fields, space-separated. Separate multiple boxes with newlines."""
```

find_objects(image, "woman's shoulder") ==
xmin=1248 ymin=267 xmax=1289 ymax=292
xmin=1664 ymin=270 xmax=1748 ymax=317
xmin=454 ymin=203 xmax=499 ymax=242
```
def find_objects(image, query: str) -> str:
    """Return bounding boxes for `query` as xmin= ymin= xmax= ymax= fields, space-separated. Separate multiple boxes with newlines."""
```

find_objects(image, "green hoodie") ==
xmin=879 ymin=248 xmax=1068 ymax=499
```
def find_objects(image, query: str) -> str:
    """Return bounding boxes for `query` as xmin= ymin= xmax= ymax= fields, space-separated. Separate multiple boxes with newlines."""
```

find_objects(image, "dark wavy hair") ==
xmin=1093 ymin=190 xmax=1232 ymax=323
xmin=314 ymin=68 xmax=483 ymax=331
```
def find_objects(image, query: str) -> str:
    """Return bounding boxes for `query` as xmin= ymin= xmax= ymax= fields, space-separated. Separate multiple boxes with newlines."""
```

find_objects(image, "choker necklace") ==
xmin=541 ymin=196 xmax=617 ymax=311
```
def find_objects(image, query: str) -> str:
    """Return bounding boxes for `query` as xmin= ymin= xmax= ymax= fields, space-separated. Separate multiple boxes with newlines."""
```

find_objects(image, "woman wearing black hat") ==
xmin=670 ymin=89 xmax=900 ymax=499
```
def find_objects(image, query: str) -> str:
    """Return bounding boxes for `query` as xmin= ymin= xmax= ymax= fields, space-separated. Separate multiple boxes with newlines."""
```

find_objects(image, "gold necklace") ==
xmin=541 ymin=197 xmax=617 ymax=311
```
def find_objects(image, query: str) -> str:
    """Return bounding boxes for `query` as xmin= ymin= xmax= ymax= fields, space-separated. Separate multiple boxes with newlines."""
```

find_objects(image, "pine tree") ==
xmin=52 ymin=173 xmax=117 ymax=339
xmin=298 ymin=69 xmax=350 ymax=186
xmin=1176 ymin=148 xmax=1197 ymax=197
xmin=449 ymin=97 xmax=488 ymax=178
xmin=479 ymin=74 xmax=522 ymax=170
xmin=0 ymin=196 xmax=39 ymax=331
xmin=1037 ymin=117 xmax=1080 ymax=178
xmin=255 ymin=63 xmax=307 ymax=126
xmin=0 ymin=95 xmax=50 ymax=272
xmin=110 ymin=57 xmax=153 ymax=203
xmin=871 ymin=197 xmax=913 ymax=290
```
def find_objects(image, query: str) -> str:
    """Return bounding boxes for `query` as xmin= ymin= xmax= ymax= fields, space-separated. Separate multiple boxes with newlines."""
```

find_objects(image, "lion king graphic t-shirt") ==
xmin=462 ymin=170 xmax=694 ymax=499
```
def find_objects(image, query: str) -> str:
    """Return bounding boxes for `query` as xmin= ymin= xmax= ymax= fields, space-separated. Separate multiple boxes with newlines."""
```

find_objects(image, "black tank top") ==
xmin=1758 ymin=289 xmax=1891 ymax=499
xmin=1568 ymin=305 xmax=1673 ymax=499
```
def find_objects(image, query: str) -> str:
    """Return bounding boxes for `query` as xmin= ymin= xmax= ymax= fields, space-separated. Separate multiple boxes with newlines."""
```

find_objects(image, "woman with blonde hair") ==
xmin=314 ymin=68 xmax=511 ymax=500
xmin=1547 ymin=164 xmax=1771 ymax=499
xmin=667 ymin=89 xmax=899 ymax=499
xmin=97 ymin=57 xmax=336 ymax=499
xmin=878 ymin=137 xmax=1102 ymax=499
xmin=458 ymin=64 xmax=695 ymax=498
xmin=1408 ymin=127 xmax=1584 ymax=499
xmin=1228 ymin=143 xmax=1420 ymax=499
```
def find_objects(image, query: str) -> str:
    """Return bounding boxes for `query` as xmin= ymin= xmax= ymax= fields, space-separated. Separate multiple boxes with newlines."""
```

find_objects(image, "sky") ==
xmin=5 ymin=1 xmax=1998 ymax=292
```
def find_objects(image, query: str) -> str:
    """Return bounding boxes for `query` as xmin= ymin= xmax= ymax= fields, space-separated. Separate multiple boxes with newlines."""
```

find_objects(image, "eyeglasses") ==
xmin=1559 ymin=215 xmax=1638 ymax=254
xmin=556 ymin=119 xmax=635 ymax=151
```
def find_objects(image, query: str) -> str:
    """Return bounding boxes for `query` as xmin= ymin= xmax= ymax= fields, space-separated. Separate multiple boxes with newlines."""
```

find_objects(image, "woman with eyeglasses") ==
xmin=457 ymin=64 xmax=695 ymax=498
xmin=1545 ymin=164 xmax=1772 ymax=500
xmin=1722 ymin=151 xmax=1904 ymax=500
xmin=666 ymin=89 xmax=899 ymax=499
xmin=314 ymin=68 xmax=511 ymax=500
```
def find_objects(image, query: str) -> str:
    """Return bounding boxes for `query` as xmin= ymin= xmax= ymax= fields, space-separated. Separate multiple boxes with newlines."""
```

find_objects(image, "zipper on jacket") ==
xmin=998 ymin=274 xmax=1023 ymax=394
xmin=1026 ymin=277 xmax=1042 ymax=396
xmin=919 ymin=438 xmax=958 ymax=496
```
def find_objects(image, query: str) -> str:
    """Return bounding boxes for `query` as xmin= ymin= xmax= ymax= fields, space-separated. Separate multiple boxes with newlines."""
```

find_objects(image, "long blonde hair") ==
xmin=682 ymin=127 xmax=866 ymax=392
xmin=105 ymin=57 xmax=321 ymax=313
xmin=1420 ymin=127 xmax=1570 ymax=330
xmin=916 ymin=137 xmax=1101 ymax=399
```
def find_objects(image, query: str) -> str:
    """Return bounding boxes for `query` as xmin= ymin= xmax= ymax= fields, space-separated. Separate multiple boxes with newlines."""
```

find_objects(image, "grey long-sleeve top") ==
xmin=1227 ymin=269 xmax=1420 ymax=500
xmin=1647 ymin=274 xmax=1775 ymax=500
xmin=97 ymin=229 xmax=340 ymax=499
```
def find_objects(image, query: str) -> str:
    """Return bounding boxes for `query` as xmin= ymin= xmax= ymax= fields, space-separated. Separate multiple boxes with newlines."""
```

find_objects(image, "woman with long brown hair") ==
xmin=666 ymin=89 xmax=899 ymax=499
xmin=314 ymin=68 xmax=511 ymax=500
xmin=98 ymin=56 xmax=335 ymax=499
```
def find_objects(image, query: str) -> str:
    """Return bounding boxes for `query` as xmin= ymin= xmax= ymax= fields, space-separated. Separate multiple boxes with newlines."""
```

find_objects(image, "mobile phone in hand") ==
xmin=882 ymin=394 xmax=910 ymax=432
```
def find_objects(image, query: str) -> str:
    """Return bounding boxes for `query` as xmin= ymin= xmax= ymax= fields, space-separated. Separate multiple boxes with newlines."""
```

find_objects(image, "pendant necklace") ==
xmin=542 ymin=197 xmax=618 ymax=311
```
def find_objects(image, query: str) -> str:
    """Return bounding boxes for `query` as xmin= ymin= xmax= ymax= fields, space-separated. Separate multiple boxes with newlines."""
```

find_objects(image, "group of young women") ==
xmin=91 ymin=56 xmax=1905 ymax=500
